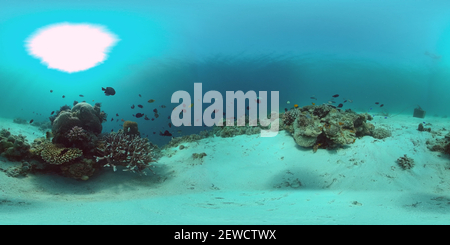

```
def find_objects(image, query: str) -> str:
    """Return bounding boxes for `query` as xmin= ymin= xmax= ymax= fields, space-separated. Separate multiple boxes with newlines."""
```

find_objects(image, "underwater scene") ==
xmin=1 ymin=0 xmax=450 ymax=225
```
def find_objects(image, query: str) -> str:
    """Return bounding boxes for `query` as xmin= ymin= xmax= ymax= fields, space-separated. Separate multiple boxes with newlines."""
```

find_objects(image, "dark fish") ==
xmin=310 ymin=96 xmax=317 ymax=100
xmin=154 ymin=113 xmax=159 ymax=118
xmin=380 ymin=104 xmax=384 ymax=107
xmin=116 ymin=113 xmax=119 ymax=116
xmin=29 ymin=119 xmax=34 ymax=124
xmin=343 ymin=100 xmax=347 ymax=103
xmin=79 ymin=95 xmax=84 ymax=97
xmin=332 ymin=94 xmax=339 ymax=98
xmin=153 ymin=132 xmax=156 ymax=134
xmin=131 ymin=104 xmax=135 ymax=109
xmin=151 ymin=118 xmax=154 ymax=121
xmin=168 ymin=123 xmax=172 ymax=128
xmin=139 ymin=94 xmax=142 ymax=97
xmin=50 ymin=90 xmax=53 ymax=93
xmin=160 ymin=130 xmax=172 ymax=136
xmin=111 ymin=129 xmax=113 ymax=132
xmin=144 ymin=115 xmax=150 ymax=120
xmin=337 ymin=103 xmax=343 ymax=108
xmin=153 ymin=109 xmax=158 ymax=113
xmin=62 ymin=95 xmax=65 ymax=98
xmin=138 ymin=104 xmax=143 ymax=108
xmin=111 ymin=118 xmax=114 ymax=121
xmin=246 ymin=106 xmax=250 ymax=110
xmin=148 ymin=99 xmax=155 ymax=103
xmin=51 ymin=111 xmax=55 ymax=115
xmin=375 ymin=102 xmax=379 ymax=105
xmin=160 ymin=105 xmax=166 ymax=108
xmin=285 ymin=108 xmax=288 ymax=112
xmin=135 ymin=113 xmax=144 ymax=118
xmin=102 ymin=87 xmax=116 ymax=96
xmin=168 ymin=116 xmax=170 ymax=119
xmin=116 ymin=119 xmax=119 ymax=122
xmin=73 ymin=100 xmax=78 ymax=106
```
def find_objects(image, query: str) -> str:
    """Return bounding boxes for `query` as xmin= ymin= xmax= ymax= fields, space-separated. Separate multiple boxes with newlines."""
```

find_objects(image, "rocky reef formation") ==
xmin=282 ymin=104 xmax=376 ymax=149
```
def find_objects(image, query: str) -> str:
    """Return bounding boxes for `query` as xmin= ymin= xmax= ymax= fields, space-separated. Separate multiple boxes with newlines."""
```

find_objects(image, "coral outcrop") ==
xmin=397 ymin=154 xmax=414 ymax=169
xmin=38 ymin=142 xmax=83 ymax=165
xmin=282 ymin=104 xmax=375 ymax=149
xmin=51 ymin=102 xmax=106 ymax=150
xmin=0 ymin=129 xmax=31 ymax=160
xmin=95 ymin=130 xmax=153 ymax=172
xmin=123 ymin=121 xmax=140 ymax=136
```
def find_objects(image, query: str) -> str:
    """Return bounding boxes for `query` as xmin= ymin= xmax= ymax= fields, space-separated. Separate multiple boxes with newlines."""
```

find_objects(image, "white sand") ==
xmin=1 ymin=115 xmax=450 ymax=224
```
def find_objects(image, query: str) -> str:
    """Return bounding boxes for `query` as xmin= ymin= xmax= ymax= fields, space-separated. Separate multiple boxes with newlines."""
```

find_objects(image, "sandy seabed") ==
xmin=1 ymin=114 xmax=450 ymax=225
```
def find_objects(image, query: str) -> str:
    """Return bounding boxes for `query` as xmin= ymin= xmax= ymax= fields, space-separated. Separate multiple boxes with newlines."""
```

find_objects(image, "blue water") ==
xmin=1 ymin=0 xmax=450 ymax=145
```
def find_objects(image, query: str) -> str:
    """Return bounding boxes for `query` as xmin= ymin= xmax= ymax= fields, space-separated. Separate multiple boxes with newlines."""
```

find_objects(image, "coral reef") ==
xmin=123 ymin=121 xmax=140 ymax=136
xmin=426 ymin=132 xmax=450 ymax=154
xmin=38 ymin=142 xmax=83 ymax=165
xmin=282 ymin=105 xmax=374 ymax=149
xmin=397 ymin=154 xmax=414 ymax=169
xmin=0 ymin=129 xmax=31 ymax=160
xmin=66 ymin=126 xmax=88 ymax=142
xmin=51 ymin=102 xmax=105 ymax=150
xmin=95 ymin=130 xmax=153 ymax=172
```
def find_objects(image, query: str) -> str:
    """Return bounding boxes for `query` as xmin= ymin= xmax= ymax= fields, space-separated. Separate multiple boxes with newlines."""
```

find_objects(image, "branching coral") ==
xmin=66 ymin=126 xmax=88 ymax=141
xmin=95 ymin=130 xmax=153 ymax=172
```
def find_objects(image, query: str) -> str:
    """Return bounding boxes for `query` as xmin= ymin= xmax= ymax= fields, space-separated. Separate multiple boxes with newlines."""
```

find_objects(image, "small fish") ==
xmin=111 ymin=129 xmax=113 ymax=132
xmin=285 ymin=108 xmax=288 ymax=112
xmin=155 ymin=113 xmax=159 ymax=118
xmin=50 ymin=90 xmax=53 ymax=93
xmin=50 ymin=111 xmax=55 ymax=115
xmin=151 ymin=118 xmax=155 ymax=121
xmin=139 ymin=94 xmax=142 ymax=97
xmin=102 ymin=87 xmax=116 ymax=96
xmin=153 ymin=109 xmax=158 ymax=113
xmin=168 ymin=116 xmax=170 ymax=119
xmin=375 ymin=102 xmax=379 ymax=105
xmin=380 ymin=104 xmax=384 ymax=107
xmin=148 ymin=99 xmax=155 ymax=103
xmin=144 ymin=115 xmax=150 ymax=120
xmin=332 ymin=94 xmax=339 ymax=98
xmin=138 ymin=104 xmax=143 ymax=108
xmin=79 ymin=95 xmax=84 ymax=97
xmin=161 ymin=105 xmax=166 ymax=108
xmin=121 ymin=119 xmax=125 ymax=122
xmin=131 ymin=104 xmax=135 ymax=109
xmin=294 ymin=104 xmax=298 ymax=108
xmin=337 ymin=103 xmax=343 ymax=108
xmin=116 ymin=119 xmax=119 ymax=122
xmin=116 ymin=113 xmax=119 ymax=116
xmin=310 ymin=96 xmax=317 ymax=100
xmin=73 ymin=100 xmax=78 ymax=106
xmin=287 ymin=101 xmax=290 ymax=104
xmin=189 ymin=103 xmax=194 ymax=108
xmin=62 ymin=95 xmax=65 ymax=98
xmin=135 ymin=113 xmax=144 ymax=118
xmin=168 ymin=123 xmax=172 ymax=128
xmin=246 ymin=106 xmax=250 ymax=110
xmin=111 ymin=118 xmax=114 ymax=121
xmin=312 ymin=102 xmax=315 ymax=105
xmin=160 ymin=130 xmax=172 ymax=136
xmin=29 ymin=119 xmax=34 ymax=124
xmin=343 ymin=100 xmax=347 ymax=103
xmin=45 ymin=131 xmax=52 ymax=139
xmin=153 ymin=132 xmax=156 ymax=134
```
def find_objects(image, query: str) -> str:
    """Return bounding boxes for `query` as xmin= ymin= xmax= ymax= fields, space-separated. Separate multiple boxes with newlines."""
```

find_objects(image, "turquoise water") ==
xmin=1 ymin=0 xmax=450 ymax=225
